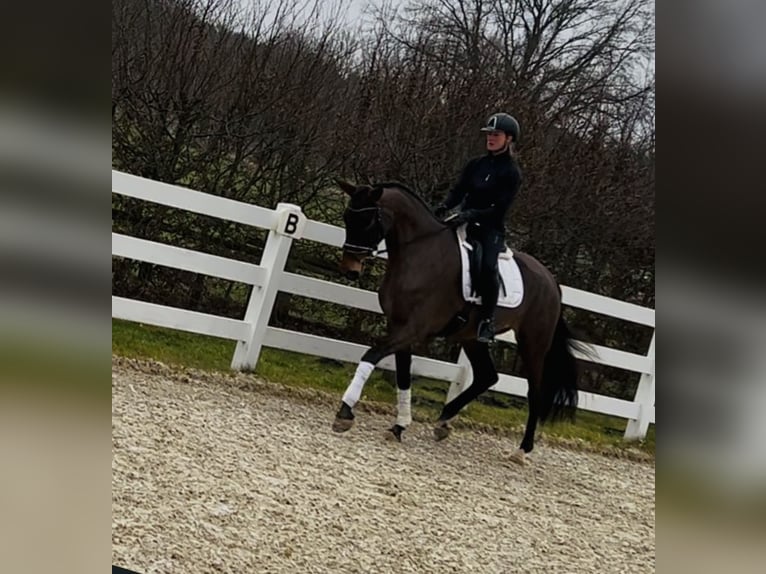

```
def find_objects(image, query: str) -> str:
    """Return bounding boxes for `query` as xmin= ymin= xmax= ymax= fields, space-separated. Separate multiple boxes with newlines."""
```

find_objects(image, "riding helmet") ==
xmin=480 ymin=113 xmax=520 ymax=142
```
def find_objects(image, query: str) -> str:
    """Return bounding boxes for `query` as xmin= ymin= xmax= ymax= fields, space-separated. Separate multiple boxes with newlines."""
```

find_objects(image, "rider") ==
xmin=434 ymin=112 xmax=523 ymax=343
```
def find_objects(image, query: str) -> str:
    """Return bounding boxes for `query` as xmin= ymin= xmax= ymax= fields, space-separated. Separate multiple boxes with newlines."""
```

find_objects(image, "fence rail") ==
xmin=111 ymin=170 xmax=655 ymax=439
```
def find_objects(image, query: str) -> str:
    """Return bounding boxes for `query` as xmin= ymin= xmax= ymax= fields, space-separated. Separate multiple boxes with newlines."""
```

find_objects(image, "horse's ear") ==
xmin=335 ymin=179 xmax=357 ymax=196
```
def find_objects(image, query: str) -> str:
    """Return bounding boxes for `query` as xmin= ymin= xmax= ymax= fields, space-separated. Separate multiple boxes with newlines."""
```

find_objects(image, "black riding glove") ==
xmin=433 ymin=204 xmax=449 ymax=219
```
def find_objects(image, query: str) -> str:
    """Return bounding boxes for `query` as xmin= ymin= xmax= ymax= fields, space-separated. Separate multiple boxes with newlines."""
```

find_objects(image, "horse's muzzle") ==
xmin=339 ymin=252 xmax=363 ymax=281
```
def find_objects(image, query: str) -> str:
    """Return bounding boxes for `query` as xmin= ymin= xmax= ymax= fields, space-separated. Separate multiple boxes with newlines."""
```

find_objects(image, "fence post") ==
xmin=446 ymin=348 xmax=473 ymax=403
xmin=231 ymin=203 xmax=306 ymax=371
xmin=624 ymin=333 xmax=656 ymax=440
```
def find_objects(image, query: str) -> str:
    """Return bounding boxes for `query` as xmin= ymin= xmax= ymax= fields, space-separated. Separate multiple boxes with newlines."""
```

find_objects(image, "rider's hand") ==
xmin=448 ymin=209 xmax=476 ymax=227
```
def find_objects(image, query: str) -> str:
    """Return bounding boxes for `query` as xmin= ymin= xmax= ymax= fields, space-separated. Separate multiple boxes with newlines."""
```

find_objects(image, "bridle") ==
xmin=341 ymin=206 xmax=385 ymax=256
xmin=342 ymin=205 xmax=450 ymax=257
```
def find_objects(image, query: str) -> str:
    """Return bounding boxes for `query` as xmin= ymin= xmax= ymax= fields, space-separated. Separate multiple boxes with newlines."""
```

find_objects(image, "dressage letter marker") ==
xmin=275 ymin=203 xmax=306 ymax=239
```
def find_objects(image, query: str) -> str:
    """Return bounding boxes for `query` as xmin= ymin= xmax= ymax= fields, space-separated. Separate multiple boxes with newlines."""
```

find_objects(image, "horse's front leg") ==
xmin=385 ymin=350 xmax=412 ymax=442
xmin=332 ymin=334 xmax=414 ymax=433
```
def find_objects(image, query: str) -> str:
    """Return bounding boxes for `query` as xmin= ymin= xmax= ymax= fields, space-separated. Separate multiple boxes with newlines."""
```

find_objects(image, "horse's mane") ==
xmin=372 ymin=181 xmax=440 ymax=221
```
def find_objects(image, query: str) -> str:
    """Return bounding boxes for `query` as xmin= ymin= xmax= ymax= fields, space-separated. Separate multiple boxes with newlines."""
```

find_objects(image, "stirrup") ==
xmin=477 ymin=318 xmax=495 ymax=343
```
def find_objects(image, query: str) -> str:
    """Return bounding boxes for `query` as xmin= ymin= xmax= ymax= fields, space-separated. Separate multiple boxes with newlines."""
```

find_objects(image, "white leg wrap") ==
xmin=341 ymin=361 xmax=375 ymax=408
xmin=396 ymin=388 xmax=412 ymax=427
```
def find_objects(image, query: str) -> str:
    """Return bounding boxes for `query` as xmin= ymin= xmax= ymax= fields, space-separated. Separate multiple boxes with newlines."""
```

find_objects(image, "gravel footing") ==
xmin=112 ymin=357 xmax=655 ymax=574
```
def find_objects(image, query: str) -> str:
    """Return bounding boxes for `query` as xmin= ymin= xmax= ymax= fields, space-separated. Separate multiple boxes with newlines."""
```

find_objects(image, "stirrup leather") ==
xmin=477 ymin=318 xmax=495 ymax=343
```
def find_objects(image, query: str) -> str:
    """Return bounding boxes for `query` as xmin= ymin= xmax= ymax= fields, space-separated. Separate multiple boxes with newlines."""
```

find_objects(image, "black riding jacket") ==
xmin=443 ymin=152 xmax=522 ymax=233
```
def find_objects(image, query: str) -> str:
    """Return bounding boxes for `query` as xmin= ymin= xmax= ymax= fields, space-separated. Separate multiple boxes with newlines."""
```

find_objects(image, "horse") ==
xmin=331 ymin=179 xmax=584 ymax=465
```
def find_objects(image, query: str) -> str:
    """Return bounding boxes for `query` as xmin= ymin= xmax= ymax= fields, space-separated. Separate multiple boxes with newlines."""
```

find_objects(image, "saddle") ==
xmin=456 ymin=225 xmax=519 ymax=304
xmin=434 ymin=224 xmax=524 ymax=338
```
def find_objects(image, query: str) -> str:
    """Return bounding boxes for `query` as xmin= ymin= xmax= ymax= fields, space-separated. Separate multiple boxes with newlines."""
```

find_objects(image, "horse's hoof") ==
xmin=332 ymin=417 xmax=355 ymax=433
xmin=508 ymin=448 xmax=526 ymax=466
xmin=332 ymin=402 xmax=355 ymax=433
xmin=332 ymin=402 xmax=354 ymax=432
xmin=385 ymin=424 xmax=405 ymax=442
xmin=433 ymin=421 xmax=452 ymax=441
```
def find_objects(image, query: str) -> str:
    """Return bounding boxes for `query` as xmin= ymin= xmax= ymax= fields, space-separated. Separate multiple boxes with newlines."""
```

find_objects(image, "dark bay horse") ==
xmin=332 ymin=180 xmax=583 ymax=464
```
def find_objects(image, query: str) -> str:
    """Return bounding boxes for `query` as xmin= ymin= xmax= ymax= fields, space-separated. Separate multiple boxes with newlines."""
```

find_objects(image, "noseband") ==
xmin=342 ymin=206 xmax=384 ymax=256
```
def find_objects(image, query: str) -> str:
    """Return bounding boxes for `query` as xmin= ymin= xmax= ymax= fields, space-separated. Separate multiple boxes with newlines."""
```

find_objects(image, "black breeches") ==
xmin=468 ymin=226 xmax=504 ymax=317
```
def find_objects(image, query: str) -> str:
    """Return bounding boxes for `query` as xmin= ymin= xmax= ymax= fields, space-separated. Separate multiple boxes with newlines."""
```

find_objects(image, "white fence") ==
xmin=111 ymin=171 xmax=656 ymax=440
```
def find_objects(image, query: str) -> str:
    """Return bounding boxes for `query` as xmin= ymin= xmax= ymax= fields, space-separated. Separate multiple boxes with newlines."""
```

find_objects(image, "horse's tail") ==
xmin=539 ymin=313 xmax=590 ymax=424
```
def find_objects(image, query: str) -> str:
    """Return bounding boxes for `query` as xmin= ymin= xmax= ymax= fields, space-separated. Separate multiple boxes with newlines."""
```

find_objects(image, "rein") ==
xmin=343 ymin=205 xmax=451 ymax=257
xmin=374 ymin=225 xmax=451 ymax=256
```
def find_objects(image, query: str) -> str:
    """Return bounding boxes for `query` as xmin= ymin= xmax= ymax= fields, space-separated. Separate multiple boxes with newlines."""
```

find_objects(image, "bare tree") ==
xmin=112 ymin=0 xmax=359 ymax=306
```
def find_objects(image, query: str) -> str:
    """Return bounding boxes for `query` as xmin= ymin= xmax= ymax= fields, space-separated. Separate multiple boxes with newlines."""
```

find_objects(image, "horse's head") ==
xmin=336 ymin=179 xmax=387 ymax=281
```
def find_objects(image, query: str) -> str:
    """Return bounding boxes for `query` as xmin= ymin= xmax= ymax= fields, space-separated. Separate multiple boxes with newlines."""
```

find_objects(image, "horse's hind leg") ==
xmin=434 ymin=340 xmax=498 ymax=441
xmin=386 ymin=350 xmax=412 ymax=442
xmin=509 ymin=335 xmax=545 ymax=465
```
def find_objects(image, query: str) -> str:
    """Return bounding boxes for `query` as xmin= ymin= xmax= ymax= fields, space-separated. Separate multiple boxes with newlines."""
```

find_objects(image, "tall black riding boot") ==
xmin=476 ymin=228 xmax=502 ymax=344
xmin=477 ymin=274 xmax=499 ymax=343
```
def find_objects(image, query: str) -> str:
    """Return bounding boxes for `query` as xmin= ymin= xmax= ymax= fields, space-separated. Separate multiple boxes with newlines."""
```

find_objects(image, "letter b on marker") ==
xmin=275 ymin=203 xmax=306 ymax=239
xmin=284 ymin=212 xmax=299 ymax=235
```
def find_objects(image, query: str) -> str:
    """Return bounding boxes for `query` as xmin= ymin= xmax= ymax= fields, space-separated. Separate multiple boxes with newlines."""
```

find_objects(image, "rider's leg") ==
xmin=477 ymin=229 xmax=503 ymax=343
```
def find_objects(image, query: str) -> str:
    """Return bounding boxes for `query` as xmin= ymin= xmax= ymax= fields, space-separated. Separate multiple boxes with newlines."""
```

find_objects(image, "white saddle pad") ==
xmin=457 ymin=226 xmax=524 ymax=308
